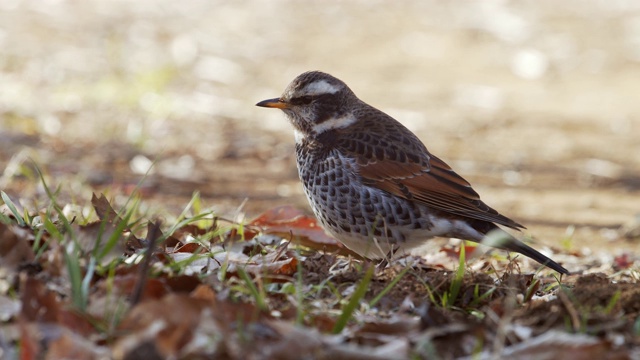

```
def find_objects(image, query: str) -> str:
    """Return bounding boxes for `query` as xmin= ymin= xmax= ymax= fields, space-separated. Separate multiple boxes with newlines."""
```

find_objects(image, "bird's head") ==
xmin=256 ymin=71 xmax=359 ymax=140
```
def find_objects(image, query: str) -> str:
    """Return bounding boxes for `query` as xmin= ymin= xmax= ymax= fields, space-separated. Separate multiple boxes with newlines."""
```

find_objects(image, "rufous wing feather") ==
xmin=337 ymin=130 xmax=524 ymax=230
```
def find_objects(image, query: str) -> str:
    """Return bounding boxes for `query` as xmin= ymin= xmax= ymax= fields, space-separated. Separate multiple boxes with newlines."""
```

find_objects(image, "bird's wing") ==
xmin=334 ymin=112 xmax=524 ymax=230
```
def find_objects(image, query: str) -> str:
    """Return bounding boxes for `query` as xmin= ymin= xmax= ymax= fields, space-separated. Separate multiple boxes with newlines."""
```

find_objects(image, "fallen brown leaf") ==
xmin=115 ymin=293 xmax=223 ymax=359
xmin=91 ymin=193 xmax=122 ymax=224
xmin=0 ymin=223 xmax=35 ymax=274
xmin=250 ymin=205 xmax=360 ymax=258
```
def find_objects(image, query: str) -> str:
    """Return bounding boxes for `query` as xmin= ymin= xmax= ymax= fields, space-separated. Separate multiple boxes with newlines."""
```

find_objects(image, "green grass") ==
xmin=369 ymin=266 xmax=410 ymax=308
xmin=468 ymin=283 xmax=498 ymax=308
xmin=332 ymin=264 xmax=374 ymax=334
xmin=444 ymin=244 xmax=467 ymax=308
xmin=1 ymin=191 xmax=27 ymax=226
xmin=237 ymin=267 xmax=268 ymax=311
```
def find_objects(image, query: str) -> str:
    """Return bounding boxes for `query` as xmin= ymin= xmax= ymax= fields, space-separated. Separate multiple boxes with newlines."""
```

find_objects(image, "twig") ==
xmin=558 ymin=288 xmax=581 ymax=331
xmin=130 ymin=220 xmax=162 ymax=306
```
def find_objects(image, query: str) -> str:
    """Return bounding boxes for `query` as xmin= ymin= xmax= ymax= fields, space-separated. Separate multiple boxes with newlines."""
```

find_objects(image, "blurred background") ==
xmin=1 ymin=0 xmax=639 ymax=255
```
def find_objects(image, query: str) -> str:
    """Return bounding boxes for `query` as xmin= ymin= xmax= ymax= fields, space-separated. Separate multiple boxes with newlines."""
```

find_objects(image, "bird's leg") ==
xmin=376 ymin=246 xmax=398 ymax=273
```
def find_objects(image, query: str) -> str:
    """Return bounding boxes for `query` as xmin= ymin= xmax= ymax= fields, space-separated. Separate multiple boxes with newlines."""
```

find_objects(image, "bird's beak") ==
xmin=256 ymin=98 xmax=290 ymax=109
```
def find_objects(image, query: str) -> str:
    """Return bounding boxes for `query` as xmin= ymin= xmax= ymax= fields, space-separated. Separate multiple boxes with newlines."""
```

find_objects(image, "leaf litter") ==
xmin=0 ymin=193 xmax=638 ymax=359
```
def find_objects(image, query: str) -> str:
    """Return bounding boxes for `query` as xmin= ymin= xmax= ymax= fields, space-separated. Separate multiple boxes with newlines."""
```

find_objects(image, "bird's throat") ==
xmin=293 ymin=129 xmax=306 ymax=143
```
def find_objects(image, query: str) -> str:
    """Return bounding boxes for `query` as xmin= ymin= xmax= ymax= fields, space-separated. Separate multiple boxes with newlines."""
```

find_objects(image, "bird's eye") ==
xmin=293 ymin=95 xmax=313 ymax=105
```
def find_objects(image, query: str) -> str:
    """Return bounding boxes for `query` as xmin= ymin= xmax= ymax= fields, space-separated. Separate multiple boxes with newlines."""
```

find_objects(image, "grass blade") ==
xmin=333 ymin=265 xmax=374 ymax=334
xmin=1 ymin=191 xmax=26 ymax=226
xmin=369 ymin=266 xmax=409 ymax=308
xmin=446 ymin=244 xmax=466 ymax=307
xmin=237 ymin=267 xmax=267 ymax=311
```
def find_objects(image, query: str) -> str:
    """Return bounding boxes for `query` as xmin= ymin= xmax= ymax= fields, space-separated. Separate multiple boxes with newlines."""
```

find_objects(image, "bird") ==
xmin=256 ymin=71 xmax=568 ymax=274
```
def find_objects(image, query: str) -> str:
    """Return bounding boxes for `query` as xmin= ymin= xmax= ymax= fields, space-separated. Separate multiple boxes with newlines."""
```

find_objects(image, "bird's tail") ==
xmin=477 ymin=226 xmax=569 ymax=274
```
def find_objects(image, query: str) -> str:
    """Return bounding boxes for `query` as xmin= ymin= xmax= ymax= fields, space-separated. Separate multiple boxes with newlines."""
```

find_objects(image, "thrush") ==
xmin=256 ymin=71 xmax=568 ymax=274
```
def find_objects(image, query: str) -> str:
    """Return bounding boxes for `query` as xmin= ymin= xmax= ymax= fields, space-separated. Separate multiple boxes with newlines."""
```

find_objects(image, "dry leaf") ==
xmin=115 ymin=293 xmax=223 ymax=359
xmin=251 ymin=206 xmax=360 ymax=257
xmin=0 ymin=223 xmax=35 ymax=274
xmin=20 ymin=275 xmax=61 ymax=323
xmin=91 ymin=193 xmax=123 ymax=224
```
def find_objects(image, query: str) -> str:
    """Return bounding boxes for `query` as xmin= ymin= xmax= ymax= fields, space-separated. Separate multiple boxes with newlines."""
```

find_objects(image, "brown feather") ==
xmin=336 ymin=111 xmax=524 ymax=230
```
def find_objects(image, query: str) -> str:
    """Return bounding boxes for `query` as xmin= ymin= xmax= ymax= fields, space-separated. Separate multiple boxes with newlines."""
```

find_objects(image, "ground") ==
xmin=1 ymin=1 xmax=640 ymax=359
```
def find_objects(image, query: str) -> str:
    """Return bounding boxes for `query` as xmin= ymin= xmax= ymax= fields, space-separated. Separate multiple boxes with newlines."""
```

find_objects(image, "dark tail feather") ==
xmin=493 ymin=235 xmax=569 ymax=274
xmin=473 ymin=222 xmax=569 ymax=274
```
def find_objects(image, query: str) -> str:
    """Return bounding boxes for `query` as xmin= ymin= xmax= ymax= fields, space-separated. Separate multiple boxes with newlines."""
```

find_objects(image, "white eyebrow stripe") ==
xmin=312 ymin=114 xmax=357 ymax=134
xmin=304 ymin=80 xmax=340 ymax=95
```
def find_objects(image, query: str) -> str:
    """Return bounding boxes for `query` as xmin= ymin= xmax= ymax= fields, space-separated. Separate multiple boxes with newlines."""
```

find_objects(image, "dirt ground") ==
xmin=1 ymin=1 xmax=640 ymax=358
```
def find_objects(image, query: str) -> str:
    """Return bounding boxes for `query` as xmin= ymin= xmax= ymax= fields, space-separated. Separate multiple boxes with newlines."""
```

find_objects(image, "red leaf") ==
xmin=440 ymin=245 xmax=478 ymax=258
xmin=20 ymin=276 xmax=60 ymax=323
xmin=171 ymin=242 xmax=205 ymax=254
xmin=613 ymin=253 xmax=633 ymax=270
xmin=250 ymin=206 xmax=359 ymax=257
xmin=109 ymin=275 xmax=170 ymax=301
